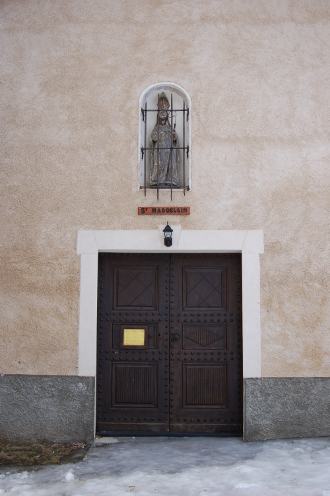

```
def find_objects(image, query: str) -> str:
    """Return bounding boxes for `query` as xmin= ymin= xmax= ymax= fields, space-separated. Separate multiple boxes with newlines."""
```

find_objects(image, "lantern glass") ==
xmin=163 ymin=223 xmax=173 ymax=247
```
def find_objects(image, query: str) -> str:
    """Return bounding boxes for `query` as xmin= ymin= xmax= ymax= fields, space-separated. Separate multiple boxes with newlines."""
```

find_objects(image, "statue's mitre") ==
xmin=158 ymin=92 xmax=170 ymax=110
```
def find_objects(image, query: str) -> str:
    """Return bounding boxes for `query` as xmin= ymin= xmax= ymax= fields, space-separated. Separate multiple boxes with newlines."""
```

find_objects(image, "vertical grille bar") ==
xmin=170 ymin=93 xmax=173 ymax=201
xmin=183 ymin=100 xmax=186 ymax=195
xmin=157 ymin=93 xmax=159 ymax=200
xmin=144 ymin=101 xmax=147 ymax=196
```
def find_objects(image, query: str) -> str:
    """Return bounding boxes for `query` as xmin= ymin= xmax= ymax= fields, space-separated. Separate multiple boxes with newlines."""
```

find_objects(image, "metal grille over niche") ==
xmin=140 ymin=92 xmax=190 ymax=200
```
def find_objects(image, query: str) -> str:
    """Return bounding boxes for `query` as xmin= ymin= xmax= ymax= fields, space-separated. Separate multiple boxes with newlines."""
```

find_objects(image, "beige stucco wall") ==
xmin=1 ymin=0 xmax=329 ymax=376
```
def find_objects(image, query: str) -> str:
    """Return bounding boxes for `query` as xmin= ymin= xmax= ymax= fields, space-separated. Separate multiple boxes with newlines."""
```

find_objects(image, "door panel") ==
xmin=183 ymin=267 xmax=226 ymax=309
xmin=97 ymin=253 xmax=242 ymax=435
xmin=114 ymin=266 xmax=158 ymax=308
xmin=111 ymin=363 xmax=158 ymax=406
xmin=169 ymin=254 xmax=242 ymax=434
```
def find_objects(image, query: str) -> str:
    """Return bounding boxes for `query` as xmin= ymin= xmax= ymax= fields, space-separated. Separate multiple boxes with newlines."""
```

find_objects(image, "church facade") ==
xmin=1 ymin=0 xmax=329 ymax=443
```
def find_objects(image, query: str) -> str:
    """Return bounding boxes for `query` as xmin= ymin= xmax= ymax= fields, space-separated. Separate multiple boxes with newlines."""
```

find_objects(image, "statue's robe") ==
xmin=150 ymin=122 xmax=180 ymax=187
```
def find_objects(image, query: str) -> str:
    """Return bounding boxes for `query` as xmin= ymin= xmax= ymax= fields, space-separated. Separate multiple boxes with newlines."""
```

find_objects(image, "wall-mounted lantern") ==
xmin=163 ymin=223 xmax=173 ymax=247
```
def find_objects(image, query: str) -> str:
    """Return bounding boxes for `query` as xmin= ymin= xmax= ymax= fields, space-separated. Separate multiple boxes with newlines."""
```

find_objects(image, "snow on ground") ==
xmin=0 ymin=437 xmax=330 ymax=496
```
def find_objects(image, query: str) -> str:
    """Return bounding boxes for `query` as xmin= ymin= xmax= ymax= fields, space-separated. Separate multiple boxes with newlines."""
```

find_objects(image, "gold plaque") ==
xmin=123 ymin=328 xmax=145 ymax=346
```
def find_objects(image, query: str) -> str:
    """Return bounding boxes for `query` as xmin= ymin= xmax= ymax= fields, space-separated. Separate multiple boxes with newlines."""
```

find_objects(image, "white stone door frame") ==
xmin=77 ymin=228 xmax=264 ymax=378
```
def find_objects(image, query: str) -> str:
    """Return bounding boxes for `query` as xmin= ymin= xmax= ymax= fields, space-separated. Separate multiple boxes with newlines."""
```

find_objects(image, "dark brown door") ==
xmin=97 ymin=253 xmax=242 ymax=435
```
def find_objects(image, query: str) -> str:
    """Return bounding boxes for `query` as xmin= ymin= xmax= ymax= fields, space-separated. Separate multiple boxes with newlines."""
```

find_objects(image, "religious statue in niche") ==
xmin=150 ymin=92 xmax=180 ymax=188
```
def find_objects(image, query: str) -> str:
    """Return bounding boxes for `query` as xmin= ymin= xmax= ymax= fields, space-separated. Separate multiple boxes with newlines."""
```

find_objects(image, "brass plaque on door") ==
xmin=123 ymin=328 xmax=145 ymax=346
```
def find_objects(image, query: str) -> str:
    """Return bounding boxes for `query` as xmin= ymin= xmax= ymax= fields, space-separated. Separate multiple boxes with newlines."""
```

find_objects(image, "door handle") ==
xmin=170 ymin=333 xmax=180 ymax=343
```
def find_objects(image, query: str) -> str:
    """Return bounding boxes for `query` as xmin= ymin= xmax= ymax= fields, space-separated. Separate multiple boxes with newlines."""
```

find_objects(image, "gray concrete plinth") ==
xmin=0 ymin=375 xmax=95 ymax=443
xmin=1 ymin=375 xmax=330 ymax=444
xmin=244 ymin=377 xmax=330 ymax=441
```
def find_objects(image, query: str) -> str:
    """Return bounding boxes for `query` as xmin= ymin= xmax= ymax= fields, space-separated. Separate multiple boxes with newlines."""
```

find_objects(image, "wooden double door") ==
xmin=97 ymin=253 xmax=242 ymax=435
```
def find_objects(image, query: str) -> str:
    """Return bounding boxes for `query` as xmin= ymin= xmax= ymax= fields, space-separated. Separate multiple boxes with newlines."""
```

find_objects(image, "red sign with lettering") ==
xmin=138 ymin=206 xmax=190 ymax=216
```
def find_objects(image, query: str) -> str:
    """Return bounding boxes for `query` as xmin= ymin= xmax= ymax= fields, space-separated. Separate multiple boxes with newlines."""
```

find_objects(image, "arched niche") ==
xmin=138 ymin=82 xmax=191 ymax=197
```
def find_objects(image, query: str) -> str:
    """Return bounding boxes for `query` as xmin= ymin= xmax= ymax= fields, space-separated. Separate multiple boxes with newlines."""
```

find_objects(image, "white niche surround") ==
xmin=77 ymin=228 xmax=264 ymax=379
